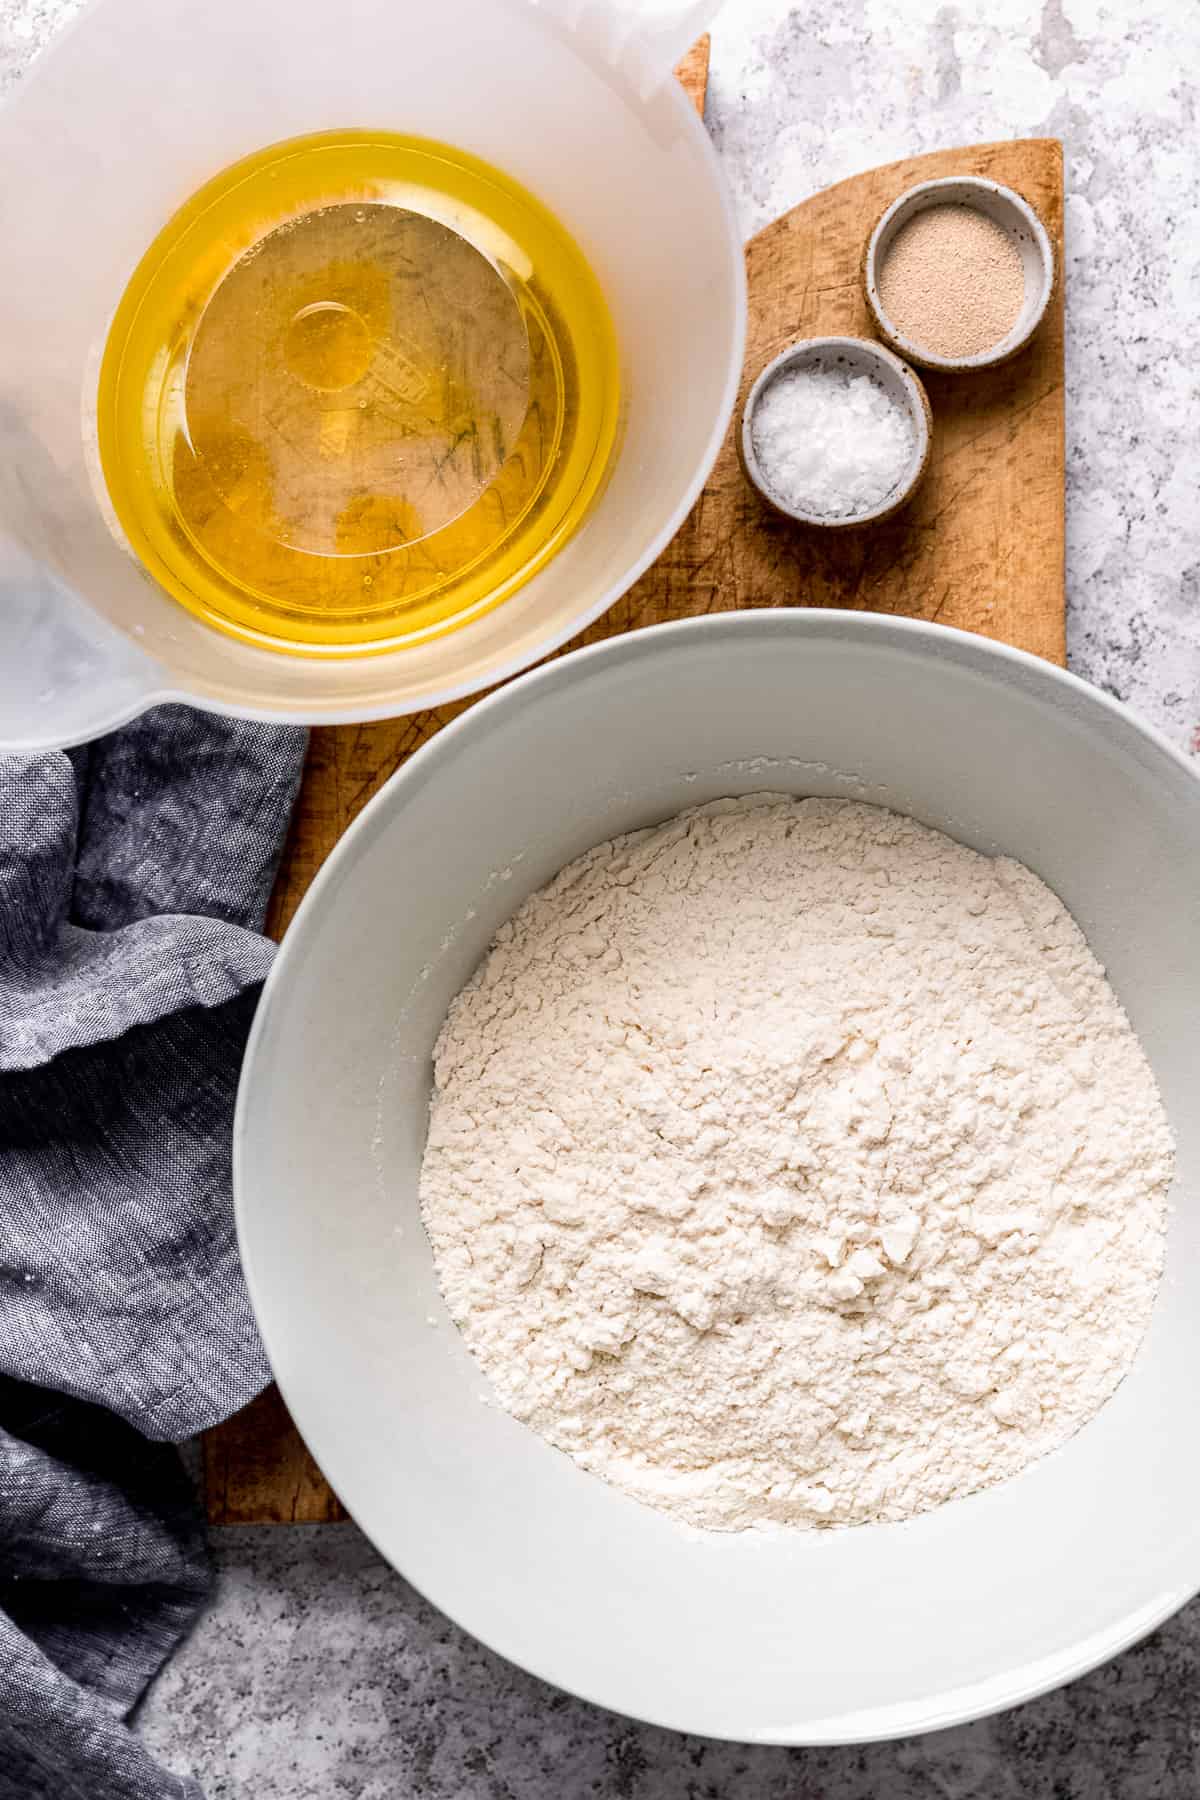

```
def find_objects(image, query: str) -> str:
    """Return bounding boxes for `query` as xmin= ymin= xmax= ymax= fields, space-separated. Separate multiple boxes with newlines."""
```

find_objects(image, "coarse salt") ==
xmin=751 ymin=362 xmax=916 ymax=521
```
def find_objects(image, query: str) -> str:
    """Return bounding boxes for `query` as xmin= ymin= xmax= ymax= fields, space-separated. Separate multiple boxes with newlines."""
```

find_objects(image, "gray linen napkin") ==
xmin=0 ymin=707 xmax=307 ymax=1799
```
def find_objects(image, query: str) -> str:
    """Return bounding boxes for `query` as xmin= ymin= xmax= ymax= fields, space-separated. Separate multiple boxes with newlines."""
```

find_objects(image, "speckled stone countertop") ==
xmin=4 ymin=0 xmax=1199 ymax=1793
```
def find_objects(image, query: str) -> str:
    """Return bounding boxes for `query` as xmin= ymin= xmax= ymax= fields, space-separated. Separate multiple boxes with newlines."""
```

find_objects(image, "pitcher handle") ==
xmin=608 ymin=0 xmax=724 ymax=82
xmin=530 ymin=0 xmax=726 ymax=94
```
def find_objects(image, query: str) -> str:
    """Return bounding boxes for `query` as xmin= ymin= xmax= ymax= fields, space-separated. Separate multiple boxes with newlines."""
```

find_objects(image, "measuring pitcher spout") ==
xmin=0 ymin=378 xmax=164 ymax=749
xmin=0 ymin=545 xmax=164 ymax=751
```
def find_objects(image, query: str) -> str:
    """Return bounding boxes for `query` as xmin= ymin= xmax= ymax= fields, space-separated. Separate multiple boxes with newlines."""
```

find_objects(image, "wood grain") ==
xmin=675 ymin=32 xmax=710 ymax=112
xmin=205 ymin=122 xmax=1065 ymax=1524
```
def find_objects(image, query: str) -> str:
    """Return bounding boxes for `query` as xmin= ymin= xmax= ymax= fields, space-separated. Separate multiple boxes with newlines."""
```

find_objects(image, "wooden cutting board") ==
xmin=203 ymin=51 xmax=1065 ymax=1523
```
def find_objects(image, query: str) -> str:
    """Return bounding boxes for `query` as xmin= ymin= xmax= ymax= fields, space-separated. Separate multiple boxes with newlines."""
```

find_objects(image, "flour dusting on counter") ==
xmin=419 ymin=796 xmax=1173 ymax=1530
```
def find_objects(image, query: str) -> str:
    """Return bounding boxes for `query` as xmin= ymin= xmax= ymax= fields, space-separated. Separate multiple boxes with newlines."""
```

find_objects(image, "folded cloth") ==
xmin=0 ymin=708 xmax=307 ymax=1800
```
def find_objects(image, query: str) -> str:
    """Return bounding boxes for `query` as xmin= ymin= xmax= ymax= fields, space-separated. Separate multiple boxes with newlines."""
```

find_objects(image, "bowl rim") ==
xmin=234 ymin=607 xmax=1200 ymax=1744
xmin=739 ymin=335 xmax=932 ymax=529
xmin=863 ymin=174 xmax=1057 ymax=373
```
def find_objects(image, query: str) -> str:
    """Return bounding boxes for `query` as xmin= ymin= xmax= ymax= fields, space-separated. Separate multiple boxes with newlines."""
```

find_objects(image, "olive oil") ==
xmin=97 ymin=131 xmax=620 ymax=655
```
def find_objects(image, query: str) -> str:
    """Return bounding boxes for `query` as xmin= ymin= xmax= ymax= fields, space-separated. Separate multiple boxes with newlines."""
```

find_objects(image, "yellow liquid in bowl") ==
xmin=97 ymin=130 xmax=620 ymax=655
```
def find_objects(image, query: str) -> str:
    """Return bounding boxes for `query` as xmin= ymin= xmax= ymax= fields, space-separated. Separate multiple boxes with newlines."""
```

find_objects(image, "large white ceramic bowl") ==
xmin=236 ymin=610 xmax=1200 ymax=1743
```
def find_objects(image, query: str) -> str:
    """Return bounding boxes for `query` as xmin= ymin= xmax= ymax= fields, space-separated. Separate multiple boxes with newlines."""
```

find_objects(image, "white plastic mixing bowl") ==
xmin=236 ymin=611 xmax=1200 ymax=1742
xmin=0 ymin=0 xmax=744 ymax=748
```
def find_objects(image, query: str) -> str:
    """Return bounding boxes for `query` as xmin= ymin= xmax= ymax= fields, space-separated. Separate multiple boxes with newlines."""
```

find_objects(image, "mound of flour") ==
xmin=419 ymin=797 xmax=1173 ymax=1529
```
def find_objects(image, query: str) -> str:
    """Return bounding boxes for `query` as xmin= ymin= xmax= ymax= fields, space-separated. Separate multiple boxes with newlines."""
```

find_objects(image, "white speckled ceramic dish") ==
xmin=236 ymin=610 xmax=1200 ymax=1745
xmin=864 ymin=176 xmax=1056 ymax=372
xmin=739 ymin=336 xmax=932 ymax=528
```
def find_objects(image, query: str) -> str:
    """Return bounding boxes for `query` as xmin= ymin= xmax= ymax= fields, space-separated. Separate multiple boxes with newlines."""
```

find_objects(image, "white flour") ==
xmin=419 ymin=797 xmax=1173 ymax=1530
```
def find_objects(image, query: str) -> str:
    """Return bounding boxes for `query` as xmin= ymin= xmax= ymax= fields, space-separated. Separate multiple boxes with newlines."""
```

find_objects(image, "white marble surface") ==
xmin=137 ymin=1522 xmax=1200 ymax=1799
xmin=4 ymin=0 xmax=1200 ymax=1792
xmin=703 ymin=0 xmax=1200 ymax=752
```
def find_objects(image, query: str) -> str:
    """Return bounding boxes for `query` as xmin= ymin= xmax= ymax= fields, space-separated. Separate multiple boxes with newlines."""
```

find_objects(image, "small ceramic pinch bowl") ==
xmin=739 ymin=336 xmax=932 ymax=530
xmin=864 ymin=175 xmax=1056 ymax=373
